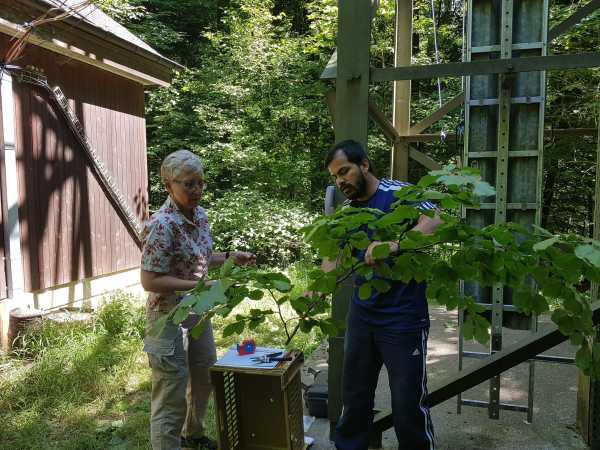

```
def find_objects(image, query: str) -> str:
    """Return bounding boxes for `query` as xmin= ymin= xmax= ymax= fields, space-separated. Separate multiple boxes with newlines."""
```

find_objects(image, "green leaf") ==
xmin=440 ymin=197 xmax=459 ymax=209
xmin=190 ymin=316 xmax=210 ymax=339
xmin=371 ymin=279 xmax=391 ymax=294
xmin=473 ymin=181 xmax=495 ymax=197
xmin=575 ymin=244 xmax=600 ymax=268
xmin=533 ymin=236 xmax=560 ymax=251
xmin=248 ymin=289 xmax=264 ymax=300
xmin=172 ymin=306 xmax=190 ymax=325
xmin=290 ymin=296 xmax=309 ymax=314
xmin=350 ymin=231 xmax=371 ymax=250
xmin=373 ymin=243 xmax=391 ymax=259
xmin=310 ymin=273 xmax=337 ymax=294
xmin=220 ymin=257 xmax=235 ymax=277
xmin=318 ymin=320 xmax=338 ymax=336
xmin=576 ymin=343 xmax=593 ymax=373
xmin=223 ymin=321 xmax=245 ymax=338
xmin=417 ymin=174 xmax=437 ymax=187
xmin=358 ymin=282 xmax=372 ymax=300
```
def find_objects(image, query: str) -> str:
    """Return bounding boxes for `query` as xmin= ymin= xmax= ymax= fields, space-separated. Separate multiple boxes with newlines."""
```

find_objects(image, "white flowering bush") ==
xmin=207 ymin=189 xmax=315 ymax=266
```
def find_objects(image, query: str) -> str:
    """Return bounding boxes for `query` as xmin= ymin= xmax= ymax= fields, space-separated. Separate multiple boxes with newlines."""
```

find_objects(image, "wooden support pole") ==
xmin=334 ymin=0 xmax=371 ymax=146
xmin=329 ymin=0 xmax=372 ymax=437
xmin=577 ymin=107 xmax=600 ymax=447
xmin=391 ymin=0 xmax=413 ymax=180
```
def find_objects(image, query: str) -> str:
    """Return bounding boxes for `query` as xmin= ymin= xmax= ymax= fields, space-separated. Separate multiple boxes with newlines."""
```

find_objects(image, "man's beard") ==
xmin=341 ymin=172 xmax=367 ymax=200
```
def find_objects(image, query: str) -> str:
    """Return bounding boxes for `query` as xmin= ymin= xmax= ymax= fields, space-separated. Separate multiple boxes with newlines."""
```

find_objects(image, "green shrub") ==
xmin=96 ymin=292 xmax=145 ymax=339
xmin=207 ymin=189 xmax=315 ymax=267
xmin=11 ymin=319 xmax=92 ymax=360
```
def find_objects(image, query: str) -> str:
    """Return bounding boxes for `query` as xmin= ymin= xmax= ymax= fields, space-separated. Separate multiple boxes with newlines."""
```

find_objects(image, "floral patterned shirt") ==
xmin=141 ymin=196 xmax=213 ymax=310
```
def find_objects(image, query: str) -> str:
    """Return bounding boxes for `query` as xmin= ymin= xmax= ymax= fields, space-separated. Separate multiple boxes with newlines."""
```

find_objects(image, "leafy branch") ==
xmin=154 ymin=165 xmax=600 ymax=377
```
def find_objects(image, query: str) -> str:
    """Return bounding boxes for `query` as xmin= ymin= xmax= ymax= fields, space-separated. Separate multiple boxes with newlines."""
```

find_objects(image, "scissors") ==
xmin=250 ymin=352 xmax=292 ymax=364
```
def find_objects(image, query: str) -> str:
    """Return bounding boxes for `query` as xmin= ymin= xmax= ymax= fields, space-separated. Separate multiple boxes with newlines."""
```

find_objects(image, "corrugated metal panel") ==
xmin=4 ymin=36 xmax=147 ymax=292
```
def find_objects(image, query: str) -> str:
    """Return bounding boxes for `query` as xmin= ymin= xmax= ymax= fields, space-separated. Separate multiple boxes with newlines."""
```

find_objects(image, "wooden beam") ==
xmin=334 ymin=0 xmax=371 ymax=146
xmin=367 ymin=101 xmax=444 ymax=171
xmin=368 ymin=101 xmax=398 ymax=142
xmin=409 ymin=93 xmax=465 ymax=135
xmin=371 ymin=302 xmax=600 ymax=434
xmin=371 ymin=53 xmax=600 ymax=81
xmin=408 ymin=147 xmax=441 ymax=170
xmin=391 ymin=0 xmax=413 ymax=181
xmin=548 ymin=0 xmax=600 ymax=41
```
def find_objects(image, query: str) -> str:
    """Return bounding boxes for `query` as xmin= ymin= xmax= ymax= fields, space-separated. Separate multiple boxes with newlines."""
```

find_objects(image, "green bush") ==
xmin=11 ymin=319 xmax=92 ymax=360
xmin=96 ymin=292 xmax=146 ymax=339
xmin=207 ymin=189 xmax=315 ymax=267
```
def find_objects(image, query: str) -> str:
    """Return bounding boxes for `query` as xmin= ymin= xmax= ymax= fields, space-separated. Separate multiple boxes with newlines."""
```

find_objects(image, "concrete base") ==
xmin=0 ymin=267 xmax=143 ymax=350
xmin=303 ymin=306 xmax=587 ymax=449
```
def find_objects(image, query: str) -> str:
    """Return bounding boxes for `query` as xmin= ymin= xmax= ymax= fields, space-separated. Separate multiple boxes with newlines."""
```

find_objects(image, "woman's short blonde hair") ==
xmin=160 ymin=150 xmax=204 ymax=184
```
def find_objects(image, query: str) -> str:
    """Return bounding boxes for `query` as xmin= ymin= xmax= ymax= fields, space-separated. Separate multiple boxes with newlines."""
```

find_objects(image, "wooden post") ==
xmin=334 ymin=0 xmax=370 ymax=146
xmin=577 ymin=111 xmax=600 ymax=448
xmin=329 ymin=0 xmax=371 ymax=438
xmin=391 ymin=0 xmax=412 ymax=180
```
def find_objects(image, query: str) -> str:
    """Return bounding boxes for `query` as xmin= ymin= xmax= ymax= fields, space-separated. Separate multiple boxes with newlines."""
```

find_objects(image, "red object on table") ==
xmin=237 ymin=338 xmax=256 ymax=355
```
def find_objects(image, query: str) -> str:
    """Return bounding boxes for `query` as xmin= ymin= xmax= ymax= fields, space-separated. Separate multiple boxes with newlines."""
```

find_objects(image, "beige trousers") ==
xmin=144 ymin=309 xmax=217 ymax=450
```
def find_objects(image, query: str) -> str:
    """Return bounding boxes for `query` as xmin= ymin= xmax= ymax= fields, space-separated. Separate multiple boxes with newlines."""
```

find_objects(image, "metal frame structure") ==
xmin=457 ymin=0 xmax=549 ymax=422
xmin=323 ymin=0 xmax=600 ymax=444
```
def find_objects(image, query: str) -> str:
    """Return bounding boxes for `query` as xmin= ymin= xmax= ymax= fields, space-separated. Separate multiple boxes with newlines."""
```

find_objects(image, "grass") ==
xmin=0 ymin=261 xmax=322 ymax=449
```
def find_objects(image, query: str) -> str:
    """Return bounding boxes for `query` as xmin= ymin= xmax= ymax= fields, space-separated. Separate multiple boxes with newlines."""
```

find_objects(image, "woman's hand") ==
xmin=232 ymin=251 xmax=257 ymax=266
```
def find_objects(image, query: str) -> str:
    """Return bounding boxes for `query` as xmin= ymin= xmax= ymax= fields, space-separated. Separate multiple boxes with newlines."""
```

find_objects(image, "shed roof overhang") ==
xmin=1 ymin=0 xmax=182 ymax=87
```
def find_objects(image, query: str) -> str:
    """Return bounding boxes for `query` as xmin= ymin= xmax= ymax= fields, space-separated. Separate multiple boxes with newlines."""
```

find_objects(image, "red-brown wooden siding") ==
xmin=1 ymin=35 xmax=148 ymax=292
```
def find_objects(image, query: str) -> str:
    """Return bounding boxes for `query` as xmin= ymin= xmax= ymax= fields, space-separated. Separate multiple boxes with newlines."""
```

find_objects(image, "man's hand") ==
xmin=232 ymin=251 xmax=257 ymax=266
xmin=364 ymin=241 xmax=398 ymax=266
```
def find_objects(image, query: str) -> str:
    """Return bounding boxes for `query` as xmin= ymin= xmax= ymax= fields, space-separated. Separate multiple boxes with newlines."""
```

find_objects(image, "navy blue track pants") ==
xmin=334 ymin=311 xmax=435 ymax=450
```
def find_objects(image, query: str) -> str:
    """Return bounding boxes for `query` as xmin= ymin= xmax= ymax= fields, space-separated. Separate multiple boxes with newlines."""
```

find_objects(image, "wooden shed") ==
xmin=0 ymin=0 xmax=178 ymax=348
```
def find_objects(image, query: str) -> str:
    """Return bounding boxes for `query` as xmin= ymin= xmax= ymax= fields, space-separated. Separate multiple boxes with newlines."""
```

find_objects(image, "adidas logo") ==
xmin=412 ymin=348 xmax=420 ymax=356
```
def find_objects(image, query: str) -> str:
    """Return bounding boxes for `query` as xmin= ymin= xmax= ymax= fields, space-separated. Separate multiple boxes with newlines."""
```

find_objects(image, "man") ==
xmin=325 ymin=140 xmax=441 ymax=450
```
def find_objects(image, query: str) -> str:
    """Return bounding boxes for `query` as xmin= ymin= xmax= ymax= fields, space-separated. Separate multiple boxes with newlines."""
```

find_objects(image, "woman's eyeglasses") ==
xmin=172 ymin=179 xmax=204 ymax=192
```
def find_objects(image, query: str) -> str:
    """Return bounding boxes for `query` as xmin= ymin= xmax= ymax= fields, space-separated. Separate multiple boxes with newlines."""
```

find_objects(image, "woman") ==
xmin=140 ymin=150 xmax=255 ymax=450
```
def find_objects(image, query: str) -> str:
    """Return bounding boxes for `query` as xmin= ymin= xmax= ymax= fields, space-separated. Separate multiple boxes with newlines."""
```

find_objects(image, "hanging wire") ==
xmin=430 ymin=0 xmax=443 ymax=108
xmin=2 ymin=0 xmax=94 ymax=67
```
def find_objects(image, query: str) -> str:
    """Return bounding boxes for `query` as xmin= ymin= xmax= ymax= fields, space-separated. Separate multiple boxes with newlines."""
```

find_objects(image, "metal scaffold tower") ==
xmin=458 ymin=0 xmax=549 ymax=422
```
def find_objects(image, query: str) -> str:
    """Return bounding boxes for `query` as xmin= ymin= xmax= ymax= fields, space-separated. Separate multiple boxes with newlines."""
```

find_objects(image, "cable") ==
xmin=3 ymin=0 xmax=94 ymax=66
xmin=430 ymin=0 xmax=443 ymax=108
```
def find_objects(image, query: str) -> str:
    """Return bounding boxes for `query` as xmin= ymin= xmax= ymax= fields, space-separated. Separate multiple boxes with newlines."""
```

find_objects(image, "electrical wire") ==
xmin=430 ymin=0 xmax=443 ymax=108
xmin=3 ymin=0 xmax=94 ymax=66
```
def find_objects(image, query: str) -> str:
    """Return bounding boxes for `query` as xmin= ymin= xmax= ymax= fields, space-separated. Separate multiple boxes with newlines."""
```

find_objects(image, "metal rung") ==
xmin=471 ymin=42 xmax=544 ymax=53
xmin=468 ymin=96 xmax=543 ymax=106
xmin=466 ymin=203 xmax=538 ymax=210
xmin=468 ymin=150 xmax=539 ymax=158
xmin=531 ymin=354 xmax=574 ymax=365
xmin=475 ymin=303 xmax=519 ymax=312
xmin=461 ymin=399 xmax=529 ymax=413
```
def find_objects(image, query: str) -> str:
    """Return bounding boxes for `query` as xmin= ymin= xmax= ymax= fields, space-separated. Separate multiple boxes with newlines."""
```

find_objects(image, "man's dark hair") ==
xmin=325 ymin=139 xmax=374 ymax=173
